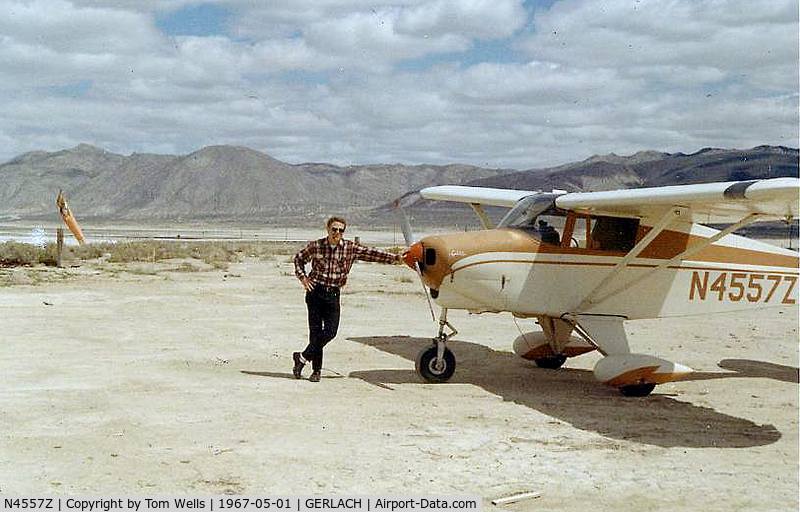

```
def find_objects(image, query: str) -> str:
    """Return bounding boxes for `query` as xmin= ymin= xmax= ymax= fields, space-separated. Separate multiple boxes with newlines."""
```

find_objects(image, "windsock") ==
xmin=56 ymin=190 xmax=85 ymax=245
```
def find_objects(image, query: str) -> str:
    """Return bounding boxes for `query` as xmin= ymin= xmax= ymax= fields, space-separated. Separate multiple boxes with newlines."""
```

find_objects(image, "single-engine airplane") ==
xmin=399 ymin=177 xmax=799 ymax=396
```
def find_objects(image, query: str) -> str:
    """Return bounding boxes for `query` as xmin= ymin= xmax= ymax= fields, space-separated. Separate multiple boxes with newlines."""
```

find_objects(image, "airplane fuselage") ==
xmin=415 ymin=223 xmax=798 ymax=320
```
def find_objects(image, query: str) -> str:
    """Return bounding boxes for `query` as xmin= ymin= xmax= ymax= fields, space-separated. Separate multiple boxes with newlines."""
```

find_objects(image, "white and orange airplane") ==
xmin=400 ymin=177 xmax=799 ymax=396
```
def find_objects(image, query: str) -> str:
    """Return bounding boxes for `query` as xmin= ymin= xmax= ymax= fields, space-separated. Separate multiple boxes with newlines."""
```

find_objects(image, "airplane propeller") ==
xmin=394 ymin=194 xmax=437 ymax=322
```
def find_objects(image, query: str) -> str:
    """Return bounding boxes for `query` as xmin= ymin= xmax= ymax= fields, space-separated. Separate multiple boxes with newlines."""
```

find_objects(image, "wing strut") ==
xmin=469 ymin=203 xmax=493 ymax=229
xmin=580 ymin=212 xmax=763 ymax=311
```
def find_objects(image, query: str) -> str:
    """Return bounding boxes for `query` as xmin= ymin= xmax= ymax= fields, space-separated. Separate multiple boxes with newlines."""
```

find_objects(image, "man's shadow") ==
xmin=241 ymin=371 xmax=345 ymax=380
xmin=348 ymin=335 xmax=793 ymax=449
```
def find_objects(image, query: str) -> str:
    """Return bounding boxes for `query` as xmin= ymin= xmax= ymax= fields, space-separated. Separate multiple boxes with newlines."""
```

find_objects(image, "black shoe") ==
xmin=309 ymin=371 xmax=321 ymax=383
xmin=292 ymin=352 xmax=305 ymax=379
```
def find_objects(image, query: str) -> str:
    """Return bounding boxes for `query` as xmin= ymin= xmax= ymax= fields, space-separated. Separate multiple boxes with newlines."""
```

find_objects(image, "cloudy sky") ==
xmin=1 ymin=0 xmax=797 ymax=168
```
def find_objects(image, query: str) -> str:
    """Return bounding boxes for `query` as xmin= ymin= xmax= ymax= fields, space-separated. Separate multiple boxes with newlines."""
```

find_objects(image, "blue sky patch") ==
xmin=156 ymin=3 xmax=233 ymax=37
xmin=523 ymin=0 xmax=560 ymax=11
xmin=45 ymin=80 xmax=93 ymax=98
xmin=397 ymin=38 xmax=525 ymax=73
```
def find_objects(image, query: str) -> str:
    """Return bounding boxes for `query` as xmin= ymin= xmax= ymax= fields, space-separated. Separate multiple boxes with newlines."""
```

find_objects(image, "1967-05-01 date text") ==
xmin=215 ymin=499 xmax=293 ymax=510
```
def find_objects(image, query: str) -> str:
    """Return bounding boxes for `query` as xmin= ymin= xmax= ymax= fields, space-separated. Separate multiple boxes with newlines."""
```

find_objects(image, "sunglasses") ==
xmin=330 ymin=227 xmax=345 ymax=233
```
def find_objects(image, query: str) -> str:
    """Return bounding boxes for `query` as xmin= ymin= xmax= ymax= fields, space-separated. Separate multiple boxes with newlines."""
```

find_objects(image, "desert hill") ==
xmin=0 ymin=144 xmax=511 ymax=224
xmin=0 ymin=144 xmax=796 ymax=226
xmin=383 ymin=146 xmax=798 ymax=226
xmin=469 ymin=145 xmax=797 ymax=191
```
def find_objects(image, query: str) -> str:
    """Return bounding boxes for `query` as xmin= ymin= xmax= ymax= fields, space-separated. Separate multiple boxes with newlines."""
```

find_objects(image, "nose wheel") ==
xmin=415 ymin=345 xmax=456 ymax=382
xmin=415 ymin=308 xmax=458 ymax=383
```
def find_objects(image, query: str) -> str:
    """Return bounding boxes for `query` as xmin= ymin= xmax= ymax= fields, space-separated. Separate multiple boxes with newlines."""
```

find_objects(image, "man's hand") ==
xmin=301 ymin=277 xmax=315 ymax=292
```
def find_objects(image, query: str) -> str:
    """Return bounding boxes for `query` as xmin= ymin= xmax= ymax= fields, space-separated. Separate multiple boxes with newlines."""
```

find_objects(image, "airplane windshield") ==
xmin=497 ymin=193 xmax=560 ymax=229
xmin=498 ymin=193 xmax=564 ymax=245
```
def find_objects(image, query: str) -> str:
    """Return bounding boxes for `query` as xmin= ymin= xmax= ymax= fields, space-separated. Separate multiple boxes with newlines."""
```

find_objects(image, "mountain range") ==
xmin=0 ymin=144 xmax=796 ymax=226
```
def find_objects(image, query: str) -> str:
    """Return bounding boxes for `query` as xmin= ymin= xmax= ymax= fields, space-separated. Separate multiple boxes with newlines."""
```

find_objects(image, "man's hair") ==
xmin=326 ymin=216 xmax=347 ymax=229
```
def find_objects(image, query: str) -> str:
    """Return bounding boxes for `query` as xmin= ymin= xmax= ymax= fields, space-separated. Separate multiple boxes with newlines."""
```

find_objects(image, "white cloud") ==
xmin=0 ymin=0 xmax=796 ymax=169
xmin=302 ymin=10 xmax=470 ymax=71
xmin=520 ymin=0 xmax=798 ymax=83
xmin=70 ymin=0 xmax=192 ymax=11
xmin=448 ymin=61 xmax=634 ymax=105
xmin=233 ymin=1 xmax=526 ymax=70
xmin=0 ymin=0 xmax=162 ymax=54
xmin=396 ymin=0 xmax=527 ymax=39
xmin=251 ymin=39 xmax=337 ymax=71
xmin=227 ymin=0 xmax=427 ymax=38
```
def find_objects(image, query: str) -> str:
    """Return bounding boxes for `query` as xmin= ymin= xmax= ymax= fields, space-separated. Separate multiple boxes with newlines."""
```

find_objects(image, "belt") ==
xmin=314 ymin=284 xmax=340 ymax=293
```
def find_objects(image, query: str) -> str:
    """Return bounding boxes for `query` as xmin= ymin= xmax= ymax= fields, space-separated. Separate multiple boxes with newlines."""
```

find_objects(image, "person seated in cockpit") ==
xmin=538 ymin=219 xmax=560 ymax=245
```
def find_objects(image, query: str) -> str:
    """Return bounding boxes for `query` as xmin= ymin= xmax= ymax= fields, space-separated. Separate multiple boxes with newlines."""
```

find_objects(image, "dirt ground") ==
xmin=1 ymin=255 xmax=798 ymax=511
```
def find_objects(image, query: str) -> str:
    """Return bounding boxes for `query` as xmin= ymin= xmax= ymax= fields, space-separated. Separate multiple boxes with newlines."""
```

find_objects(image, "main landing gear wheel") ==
xmin=415 ymin=346 xmax=456 ymax=383
xmin=534 ymin=354 xmax=567 ymax=369
xmin=619 ymin=383 xmax=656 ymax=397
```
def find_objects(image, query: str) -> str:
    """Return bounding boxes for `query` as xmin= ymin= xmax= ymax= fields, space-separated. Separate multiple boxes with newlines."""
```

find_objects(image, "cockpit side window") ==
xmin=551 ymin=212 xmax=642 ymax=251
xmin=590 ymin=216 xmax=640 ymax=251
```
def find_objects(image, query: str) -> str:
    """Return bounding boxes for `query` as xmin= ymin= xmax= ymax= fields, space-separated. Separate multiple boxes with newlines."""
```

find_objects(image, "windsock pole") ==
xmin=56 ymin=228 xmax=64 ymax=267
xmin=56 ymin=190 xmax=85 ymax=245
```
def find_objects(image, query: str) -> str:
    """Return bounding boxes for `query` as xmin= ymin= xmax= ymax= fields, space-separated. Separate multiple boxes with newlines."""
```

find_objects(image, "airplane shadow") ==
xmin=686 ymin=359 xmax=799 ymax=384
xmin=348 ymin=335 xmax=785 ymax=449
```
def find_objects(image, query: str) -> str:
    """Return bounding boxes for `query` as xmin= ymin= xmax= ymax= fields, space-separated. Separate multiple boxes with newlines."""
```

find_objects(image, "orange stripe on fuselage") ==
xmin=537 ymin=228 xmax=798 ymax=269
xmin=451 ymin=259 xmax=800 ymax=277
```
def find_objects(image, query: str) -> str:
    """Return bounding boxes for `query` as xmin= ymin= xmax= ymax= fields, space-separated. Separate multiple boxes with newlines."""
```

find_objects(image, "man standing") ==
xmin=292 ymin=216 xmax=403 ymax=382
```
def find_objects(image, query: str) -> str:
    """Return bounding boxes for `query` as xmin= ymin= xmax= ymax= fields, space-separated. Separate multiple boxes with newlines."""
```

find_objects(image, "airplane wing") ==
xmin=420 ymin=185 xmax=536 ymax=208
xmin=554 ymin=178 xmax=799 ymax=223
xmin=421 ymin=178 xmax=799 ymax=224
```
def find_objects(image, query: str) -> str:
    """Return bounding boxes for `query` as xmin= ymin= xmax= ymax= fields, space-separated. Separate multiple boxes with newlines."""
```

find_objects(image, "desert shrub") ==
xmin=0 ymin=242 xmax=57 ymax=266
xmin=227 ymin=241 xmax=304 ymax=259
xmin=107 ymin=241 xmax=176 ymax=263
xmin=174 ymin=262 xmax=201 ymax=272
xmin=190 ymin=243 xmax=237 ymax=266
xmin=0 ymin=239 xmax=366 ymax=268
xmin=66 ymin=243 xmax=110 ymax=260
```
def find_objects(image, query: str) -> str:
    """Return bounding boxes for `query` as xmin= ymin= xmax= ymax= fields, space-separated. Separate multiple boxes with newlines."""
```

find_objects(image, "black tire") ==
xmin=534 ymin=354 xmax=567 ymax=369
xmin=619 ymin=383 xmax=656 ymax=397
xmin=415 ymin=345 xmax=456 ymax=383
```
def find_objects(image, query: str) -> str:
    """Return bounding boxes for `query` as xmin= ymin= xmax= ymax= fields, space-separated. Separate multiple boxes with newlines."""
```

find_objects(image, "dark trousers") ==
xmin=301 ymin=286 xmax=341 ymax=372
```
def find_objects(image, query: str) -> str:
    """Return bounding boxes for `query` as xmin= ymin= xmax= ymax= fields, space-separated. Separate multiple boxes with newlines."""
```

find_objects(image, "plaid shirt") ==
xmin=294 ymin=237 xmax=399 ymax=288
